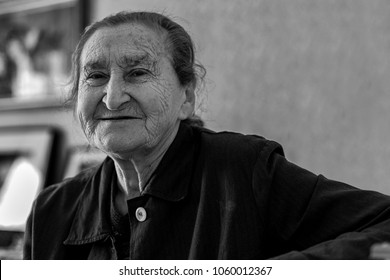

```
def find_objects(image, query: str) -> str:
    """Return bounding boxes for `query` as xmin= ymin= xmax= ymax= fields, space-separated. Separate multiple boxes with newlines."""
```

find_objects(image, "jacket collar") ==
xmin=63 ymin=122 xmax=196 ymax=245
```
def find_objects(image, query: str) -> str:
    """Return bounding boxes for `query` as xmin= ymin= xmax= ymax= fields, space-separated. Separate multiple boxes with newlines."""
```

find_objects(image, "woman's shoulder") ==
xmin=192 ymin=125 xmax=284 ymax=159
xmin=34 ymin=165 xmax=99 ymax=211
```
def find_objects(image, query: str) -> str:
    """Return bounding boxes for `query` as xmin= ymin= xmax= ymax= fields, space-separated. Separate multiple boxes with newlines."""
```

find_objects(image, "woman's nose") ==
xmin=102 ymin=77 xmax=131 ymax=110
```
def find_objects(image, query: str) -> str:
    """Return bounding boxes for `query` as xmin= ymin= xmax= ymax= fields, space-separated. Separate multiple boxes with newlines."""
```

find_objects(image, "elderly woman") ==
xmin=24 ymin=11 xmax=390 ymax=260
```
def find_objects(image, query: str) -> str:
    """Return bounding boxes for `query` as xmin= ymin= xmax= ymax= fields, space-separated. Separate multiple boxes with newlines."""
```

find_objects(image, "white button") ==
xmin=135 ymin=207 xmax=147 ymax=222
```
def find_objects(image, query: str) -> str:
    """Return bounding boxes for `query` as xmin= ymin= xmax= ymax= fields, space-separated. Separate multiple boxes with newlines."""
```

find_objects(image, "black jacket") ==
xmin=24 ymin=123 xmax=390 ymax=259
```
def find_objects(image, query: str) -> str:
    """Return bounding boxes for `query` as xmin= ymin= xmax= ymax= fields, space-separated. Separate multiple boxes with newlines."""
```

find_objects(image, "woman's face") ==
xmin=77 ymin=23 xmax=193 ymax=158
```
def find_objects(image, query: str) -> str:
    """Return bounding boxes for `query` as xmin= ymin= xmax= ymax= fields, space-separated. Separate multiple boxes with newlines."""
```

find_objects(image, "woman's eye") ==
xmin=128 ymin=69 xmax=150 ymax=79
xmin=87 ymin=72 xmax=106 ymax=80
xmin=85 ymin=72 xmax=108 ymax=86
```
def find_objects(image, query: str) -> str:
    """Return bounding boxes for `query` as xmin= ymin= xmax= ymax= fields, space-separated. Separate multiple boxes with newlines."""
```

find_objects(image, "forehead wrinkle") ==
xmin=80 ymin=24 xmax=170 ymax=73
xmin=81 ymin=42 xmax=112 ymax=72
xmin=134 ymin=36 xmax=168 ymax=60
xmin=126 ymin=24 xmax=169 ymax=60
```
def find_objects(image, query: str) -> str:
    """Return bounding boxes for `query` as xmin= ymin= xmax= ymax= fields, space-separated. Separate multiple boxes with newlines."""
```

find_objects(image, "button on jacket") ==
xmin=23 ymin=123 xmax=390 ymax=259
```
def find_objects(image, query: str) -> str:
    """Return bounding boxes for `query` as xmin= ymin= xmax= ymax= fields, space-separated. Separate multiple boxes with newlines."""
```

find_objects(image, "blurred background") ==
xmin=1 ymin=0 xmax=390 ymax=258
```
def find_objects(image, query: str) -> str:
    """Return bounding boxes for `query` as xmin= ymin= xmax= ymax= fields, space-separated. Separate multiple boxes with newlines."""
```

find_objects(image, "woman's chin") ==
xmin=95 ymin=136 xmax=144 ymax=157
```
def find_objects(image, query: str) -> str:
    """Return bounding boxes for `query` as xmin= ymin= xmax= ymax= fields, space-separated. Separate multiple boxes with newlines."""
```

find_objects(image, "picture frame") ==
xmin=0 ymin=0 xmax=89 ymax=106
xmin=0 ymin=126 xmax=56 ymax=259
xmin=0 ymin=126 xmax=55 ymax=230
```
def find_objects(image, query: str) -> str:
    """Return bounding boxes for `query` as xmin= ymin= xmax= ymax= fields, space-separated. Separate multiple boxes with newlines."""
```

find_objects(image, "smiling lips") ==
xmin=98 ymin=115 xmax=142 ymax=121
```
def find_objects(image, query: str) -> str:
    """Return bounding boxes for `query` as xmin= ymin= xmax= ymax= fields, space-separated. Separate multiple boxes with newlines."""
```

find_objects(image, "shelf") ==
xmin=0 ymin=96 xmax=64 ymax=112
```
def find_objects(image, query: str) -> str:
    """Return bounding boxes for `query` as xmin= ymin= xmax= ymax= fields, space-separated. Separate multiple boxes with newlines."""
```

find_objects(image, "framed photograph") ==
xmin=63 ymin=145 xmax=106 ymax=180
xmin=0 ymin=0 xmax=89 ymax=102
xmin=0 ymin=126 xmax=55 ymax=259
xmin=0 ymin=126 xmax=55 ymax=230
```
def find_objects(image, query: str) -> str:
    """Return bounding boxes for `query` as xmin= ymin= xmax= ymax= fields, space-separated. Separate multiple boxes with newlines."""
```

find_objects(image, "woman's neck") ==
xmin=111 ymin=124 xmax=180 ymax=199
xmin=112 ymin=149 xmax=167 ymax=215
xmin=113 ymin=154 xmax=163 ymax=199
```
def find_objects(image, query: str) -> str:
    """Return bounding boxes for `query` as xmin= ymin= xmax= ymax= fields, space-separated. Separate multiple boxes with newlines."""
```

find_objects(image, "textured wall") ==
xmin=93 ymin=0 xmax=390 ymax=194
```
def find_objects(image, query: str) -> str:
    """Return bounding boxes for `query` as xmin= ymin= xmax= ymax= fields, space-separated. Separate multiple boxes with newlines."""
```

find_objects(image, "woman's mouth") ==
xmin=98 ymin=116 xmax=142 ymax=121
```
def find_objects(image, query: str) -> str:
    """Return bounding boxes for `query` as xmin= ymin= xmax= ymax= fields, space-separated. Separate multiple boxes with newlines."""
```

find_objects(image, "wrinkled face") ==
xmin=77 ymin=23 xmax=193 ymax=158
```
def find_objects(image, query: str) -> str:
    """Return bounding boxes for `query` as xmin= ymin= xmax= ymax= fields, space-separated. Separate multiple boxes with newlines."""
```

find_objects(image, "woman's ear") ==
xmin=178 ymin=83 xmax=195 ymax=120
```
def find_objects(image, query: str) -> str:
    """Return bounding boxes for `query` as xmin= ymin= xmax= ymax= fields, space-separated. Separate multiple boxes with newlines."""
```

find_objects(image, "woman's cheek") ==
xmin=147 ymin=85 xmax=172 ymax=115
xmin=75 ymin=92 xmax=97 ymax=140
xmin=78 ymin=84 xmax=101 ymax=118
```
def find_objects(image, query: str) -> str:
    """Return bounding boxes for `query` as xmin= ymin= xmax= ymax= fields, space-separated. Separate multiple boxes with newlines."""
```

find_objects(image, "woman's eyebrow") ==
xmin=83 ymin=60 xmax=109 ymax=71
xmin=82 ymin=54 xmax=156 ymax=71
xmin=118 ymin=54 xmax=155 ymax=68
